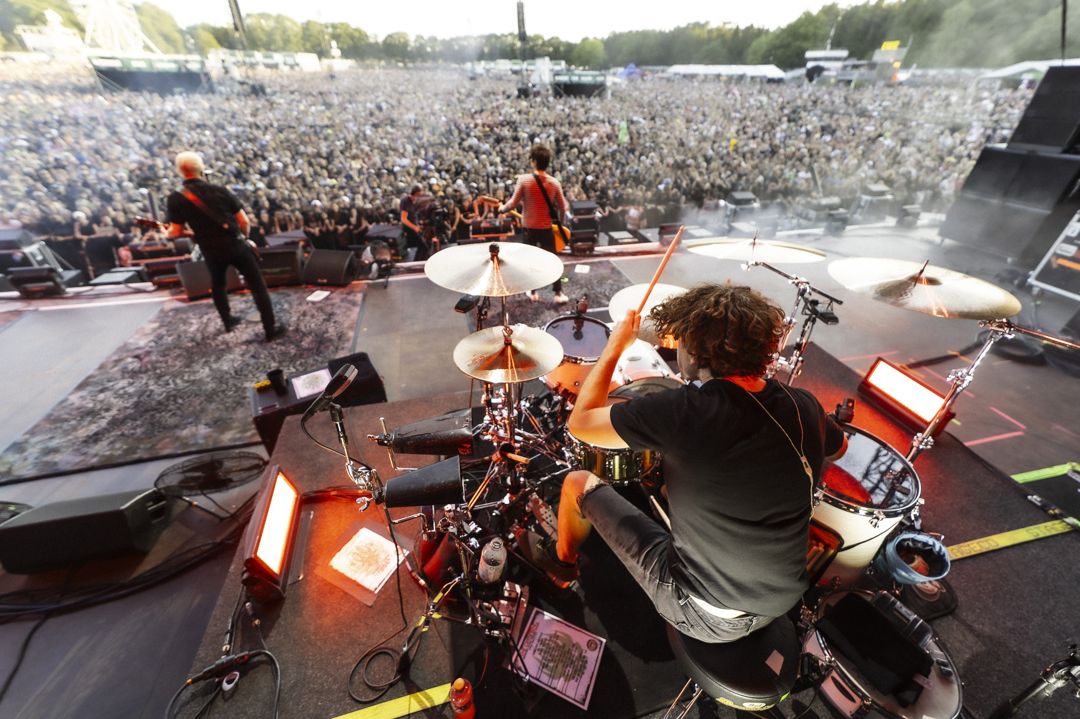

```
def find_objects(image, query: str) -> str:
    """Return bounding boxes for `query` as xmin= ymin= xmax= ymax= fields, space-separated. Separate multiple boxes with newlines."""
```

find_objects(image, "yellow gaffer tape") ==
xmin=1011 ymin=462 xmax=1079 ymax=484
xmin=948 ymin=520 xmax=1074 ymax=559
xmin=332 ymin=683 xmax=452 ymax=719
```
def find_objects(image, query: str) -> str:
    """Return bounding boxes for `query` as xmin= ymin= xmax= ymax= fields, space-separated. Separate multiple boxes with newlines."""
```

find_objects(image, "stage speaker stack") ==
xmin=942 ymin=67 xmax=1080 ymax=265
xmin=177 ymin=260 xmax=243 ymax=301
xmin=302 ymin=249 xmax=357 ymax=286
xmin=0 ymin=488 xmax=168 ymax=573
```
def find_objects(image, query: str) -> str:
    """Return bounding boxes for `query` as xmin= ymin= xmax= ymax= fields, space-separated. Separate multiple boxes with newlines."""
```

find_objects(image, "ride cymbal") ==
xmin=687 ymin=238 xmax=827 ymax=264
xmin=828 ymin=257 xmax=1022 ymax=319
xmin=424 ymin=242 xmax=564 ymax=297
xmin=453 ymin=324 xmax=565 ymax=383
xmin=608 ymin=283 xmax=687 ymax=347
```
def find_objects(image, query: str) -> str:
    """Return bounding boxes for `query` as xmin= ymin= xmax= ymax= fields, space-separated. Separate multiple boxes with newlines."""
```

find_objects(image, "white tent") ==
xmin=665 ymin=64 xmax=786 ymax=80
xmin=978 ymin=58 xmax=1080 ymax=82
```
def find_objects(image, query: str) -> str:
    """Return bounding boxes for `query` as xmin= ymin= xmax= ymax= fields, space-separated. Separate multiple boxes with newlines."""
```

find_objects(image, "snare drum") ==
xmin=813 ymin=426 xmax=921 ymax=588
xmin=613 ymin=339 xmax=677 ymax=386
xmin=803 ymin=590 xmax=962 ymax=719
xmin=542 ymin=315 xmax=611 ymax=397
xmin=564 ymin=378 xmax=684 ymax=483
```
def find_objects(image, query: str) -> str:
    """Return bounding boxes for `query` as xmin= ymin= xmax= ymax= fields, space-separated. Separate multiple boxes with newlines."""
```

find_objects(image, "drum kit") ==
xmin=331 ymin=236 xmax=1080 ymax=719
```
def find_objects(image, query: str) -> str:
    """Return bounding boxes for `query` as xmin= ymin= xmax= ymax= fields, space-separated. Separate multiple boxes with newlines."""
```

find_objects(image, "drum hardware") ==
xmin=743 ymin=260 xmax=843 ymax=385
xmin=906 ymin=319 xmax=1080 ymax=462
xmin=687 ymin=237 xmax=828 ymax=265
xmin=987 ymin=643 xmax=1080 ymax=719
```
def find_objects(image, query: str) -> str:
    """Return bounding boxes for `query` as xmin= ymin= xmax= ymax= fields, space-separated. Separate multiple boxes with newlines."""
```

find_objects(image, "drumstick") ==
xmin=636 ymin=225 xmax=685 ymax=315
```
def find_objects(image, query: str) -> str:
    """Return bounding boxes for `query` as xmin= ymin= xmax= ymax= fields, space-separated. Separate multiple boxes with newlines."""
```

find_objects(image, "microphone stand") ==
xmin=326 ymin=401 xmax=382 ymax=509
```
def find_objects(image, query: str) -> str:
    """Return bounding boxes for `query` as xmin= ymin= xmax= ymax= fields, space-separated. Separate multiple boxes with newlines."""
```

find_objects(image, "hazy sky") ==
xmin=152 ymin=1 xmax=859 ymax=41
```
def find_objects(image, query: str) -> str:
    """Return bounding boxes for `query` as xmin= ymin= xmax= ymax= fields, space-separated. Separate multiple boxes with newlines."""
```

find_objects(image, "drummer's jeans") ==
xmin=579 ymin=484 xmax=775 ymax=644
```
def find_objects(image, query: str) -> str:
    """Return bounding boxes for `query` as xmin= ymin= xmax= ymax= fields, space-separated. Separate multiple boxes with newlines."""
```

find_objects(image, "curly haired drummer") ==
xmin=555 ymin=284 xmax=847 ymax=643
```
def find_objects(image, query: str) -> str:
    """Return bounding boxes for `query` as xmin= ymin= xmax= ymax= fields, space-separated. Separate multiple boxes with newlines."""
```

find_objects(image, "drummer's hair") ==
xmin=650 ymin=284 xmax=785 ymax=378
xmin=529 ymin=144 xmax=552 ymax=171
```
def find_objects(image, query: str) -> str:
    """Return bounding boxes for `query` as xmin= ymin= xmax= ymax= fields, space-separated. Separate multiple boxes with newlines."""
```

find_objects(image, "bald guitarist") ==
xmin=165 ymin=152 xmax=285 ymax=341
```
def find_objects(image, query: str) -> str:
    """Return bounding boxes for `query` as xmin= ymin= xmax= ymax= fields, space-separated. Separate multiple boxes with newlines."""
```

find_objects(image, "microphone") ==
xmin=304 ymin=364 xmax=358 ymax=416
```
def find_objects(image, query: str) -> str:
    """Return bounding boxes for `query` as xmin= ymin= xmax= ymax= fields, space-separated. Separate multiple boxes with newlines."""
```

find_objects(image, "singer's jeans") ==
xmin=523 ymin=227 xmax=563 ymax=293
xmin=203 ymin=242 xmax=276 ymax=332
xmin=579 ymin=484 xmax=774 ymax=644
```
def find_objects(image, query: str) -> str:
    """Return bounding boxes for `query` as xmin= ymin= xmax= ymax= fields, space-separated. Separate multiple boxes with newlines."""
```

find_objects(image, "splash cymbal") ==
xmin=608 ymin=283 xmax=687 ymax=347
xmin=424 ymin=242 xmax=563 ymax=297
xmin=453 ymin=324 xmax=565 ymax=383
xmin=828 ymin=257 xmax=1022 ymax=319
xmin=687 ymin=238 xmax=827 ymax=264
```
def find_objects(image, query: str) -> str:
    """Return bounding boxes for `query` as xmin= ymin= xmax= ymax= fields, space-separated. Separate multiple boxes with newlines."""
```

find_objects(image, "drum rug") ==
xmin=0 ymin=286 xmax=363 ymax=479
xmin=477 ymin=259 xmax=633 ymax=330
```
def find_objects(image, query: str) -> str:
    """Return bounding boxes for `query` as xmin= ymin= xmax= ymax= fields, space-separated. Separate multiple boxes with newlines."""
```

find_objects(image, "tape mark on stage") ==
xmin=947 ymin=520 xmax=1074 ymax=560
xmin=1012 ymin=462 xmax=1080 ymax=484
xmin=963 ymin=430 xmax=1024 ymax=447
xmin=331 ymin=682 xmax=451 ymax=719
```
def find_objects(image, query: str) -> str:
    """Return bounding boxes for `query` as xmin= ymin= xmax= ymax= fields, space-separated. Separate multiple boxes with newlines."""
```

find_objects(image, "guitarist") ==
xmin=498 ymin=143 xmax=570 ymax=305
xmin=165 ymin=152 xmax=285 ymax=341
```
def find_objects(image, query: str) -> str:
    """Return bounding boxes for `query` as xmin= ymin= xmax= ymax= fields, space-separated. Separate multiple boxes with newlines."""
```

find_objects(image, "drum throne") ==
xmin=662 ymin=616 xmax=799 ymax=718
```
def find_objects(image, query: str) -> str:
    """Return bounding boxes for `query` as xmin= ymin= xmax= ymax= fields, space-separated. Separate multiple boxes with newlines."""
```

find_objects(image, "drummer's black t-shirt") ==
xmin=610 ymin=378 xmax=845 ymax=617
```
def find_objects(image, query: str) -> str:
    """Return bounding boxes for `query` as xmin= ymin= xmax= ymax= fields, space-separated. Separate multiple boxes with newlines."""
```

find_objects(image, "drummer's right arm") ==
xmin=567 ymin=311 xmax=641 ymax=449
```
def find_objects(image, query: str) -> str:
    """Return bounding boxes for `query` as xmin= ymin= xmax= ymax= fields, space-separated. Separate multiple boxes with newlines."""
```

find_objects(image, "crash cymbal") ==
xmin=453 ymin=324 xmax=565 ymax=383
xmin=828 ymin=257 xmax=1022 ymax=320
xmin=687 ymin=238 xmax=827 ymax=264
xmin=608 ymin=283 xmax=686 ymax=347
xmin=424 ymin=242 xmax=564 ymax=297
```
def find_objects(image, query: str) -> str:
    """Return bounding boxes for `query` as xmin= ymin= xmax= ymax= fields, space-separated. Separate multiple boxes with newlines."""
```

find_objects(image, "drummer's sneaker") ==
xmin=553 ymin=292 xmax=570 ymax=305
xmin=514 ymin=526 xmax=579 ymax=590
xmin=529 ymin=291 xmax=541 ymax=302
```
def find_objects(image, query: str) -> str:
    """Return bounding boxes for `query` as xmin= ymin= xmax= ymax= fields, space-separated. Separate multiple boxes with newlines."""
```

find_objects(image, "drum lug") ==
xmin=869 ymin=510 xmax=885 ymax=528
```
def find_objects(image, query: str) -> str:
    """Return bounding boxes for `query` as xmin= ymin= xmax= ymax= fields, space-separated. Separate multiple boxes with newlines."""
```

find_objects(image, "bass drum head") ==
xmin=543 ymin=315 xmax=610 ymax=362
xmin=803 ymin=591 xmax=962 ymax=719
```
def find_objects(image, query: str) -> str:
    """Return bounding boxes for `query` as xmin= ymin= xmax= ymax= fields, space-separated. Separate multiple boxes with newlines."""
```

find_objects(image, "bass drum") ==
xmin=564 ymin=377 xmax=684 ymax=484
xmin=803 ymin=590 xmax=962 ymax=719
xmin=813 ymin=425 xmax=921 ymax=587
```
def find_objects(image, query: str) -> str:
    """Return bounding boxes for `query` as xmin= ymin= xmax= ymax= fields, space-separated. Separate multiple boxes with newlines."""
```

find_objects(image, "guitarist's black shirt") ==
xmin=610 ymin=378 xmax=845 ymax=617
xmin=166 ymin=178 xmax=244 ymax=259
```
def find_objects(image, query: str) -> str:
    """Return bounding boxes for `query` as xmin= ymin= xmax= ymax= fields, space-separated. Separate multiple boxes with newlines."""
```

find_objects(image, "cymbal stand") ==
xmin=905 ymin=319 xmax=1080 ymax=463
xmin=987 ymin=643 xmax=1080 ymax=719
xmin=744 ymin=260 xmax=842 ymax=385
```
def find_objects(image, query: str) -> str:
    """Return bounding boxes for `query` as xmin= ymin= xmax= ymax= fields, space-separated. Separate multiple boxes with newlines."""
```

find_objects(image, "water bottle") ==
xmin=449 ymin=677 xmax=475 ymax=719
xmin=477 ymin=538 xmax=506 ymax=584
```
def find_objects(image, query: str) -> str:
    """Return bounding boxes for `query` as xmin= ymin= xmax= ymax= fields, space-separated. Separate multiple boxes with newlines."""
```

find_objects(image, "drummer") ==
xmin=554 ymin=284 xmax=847 ymax=643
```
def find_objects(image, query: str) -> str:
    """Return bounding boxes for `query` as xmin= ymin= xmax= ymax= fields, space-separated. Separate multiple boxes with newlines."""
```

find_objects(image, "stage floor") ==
xmin=1 ymin=224 xmax=1079 ymax=718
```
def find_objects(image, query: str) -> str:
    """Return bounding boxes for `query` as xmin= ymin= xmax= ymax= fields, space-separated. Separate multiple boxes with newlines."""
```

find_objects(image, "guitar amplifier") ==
xmin=470 ymin=218 xmax=515 ymax=239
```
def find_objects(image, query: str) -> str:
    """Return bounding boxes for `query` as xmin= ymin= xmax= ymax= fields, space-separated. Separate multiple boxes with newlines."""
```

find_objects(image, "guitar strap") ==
xmin=531 ymin=172 xmax=568 ymax=247
xmin=181 ymin=186 xmax=236 ymax=235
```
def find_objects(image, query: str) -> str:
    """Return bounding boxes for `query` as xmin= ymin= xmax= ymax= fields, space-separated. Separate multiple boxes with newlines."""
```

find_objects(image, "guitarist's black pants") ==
xmin=205 ymin=243 xmax=276 ymax=332
xmin=524 ymin=227 xmax=563 ymax=293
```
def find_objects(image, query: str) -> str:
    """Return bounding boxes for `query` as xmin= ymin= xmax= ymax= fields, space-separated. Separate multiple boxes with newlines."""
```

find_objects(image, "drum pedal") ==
xmin=526 ymin=493 xmax=558 ymax=540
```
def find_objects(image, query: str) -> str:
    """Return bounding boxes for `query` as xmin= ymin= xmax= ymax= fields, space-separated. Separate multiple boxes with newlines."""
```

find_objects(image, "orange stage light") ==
xmin=243 ymin=467 xmax=301 ymax=602
xmin=859 ymin=357 xmax=954 ymax=433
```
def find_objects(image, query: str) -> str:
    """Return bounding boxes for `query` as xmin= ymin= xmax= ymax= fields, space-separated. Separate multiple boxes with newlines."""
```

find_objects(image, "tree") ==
xmin=244 ymin=13 xmax=303 ymax=52
xmin=188 ymin=24 xmax=221 ymax=55
xmin=0 ymin=0 xmax=83 ymax=49
xmin=135 ymin=3 xmax=184 ymax=54
xmin=381 ymin=31 xmax=411 ymax=62
xmin=300 ymin=19 xmax=329 ymax=57
xmin=570 ymin=37 xmax=606 ymax=69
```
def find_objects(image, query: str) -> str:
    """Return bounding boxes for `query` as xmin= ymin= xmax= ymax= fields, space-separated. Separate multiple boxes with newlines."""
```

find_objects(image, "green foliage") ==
xmin=244 ymin=13 xmax=303 ymax=53
xmin=188 ymin=24 xmax=221 ymax=55
xmin=136 ymin=3 xmax=184 ymax=54
xmin=381 ymin=31 xmax=410 ymax=62
xmin=570 ymin=37 xmax=606 ymax=69
xmin=0 ymin=0 xmax=83 ymax=49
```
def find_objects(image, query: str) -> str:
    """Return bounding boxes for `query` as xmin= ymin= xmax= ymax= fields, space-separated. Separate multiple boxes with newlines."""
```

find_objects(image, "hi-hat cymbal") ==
xmin=608 ymin=283 xmax=686 ymax=347
xmin=424 ymin=242 xmax=563 ymax=297
xmin=687 ymin=238 xmax=827 ymax=264
xmin=828 ymin=257 xmax=1022 ymax=319
xmin=453 ymin=324 xmax=565 ymax=383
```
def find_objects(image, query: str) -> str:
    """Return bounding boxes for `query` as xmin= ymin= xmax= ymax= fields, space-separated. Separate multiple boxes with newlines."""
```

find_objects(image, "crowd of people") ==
xmin=0 ymin=62 xmax=1032 ymax=264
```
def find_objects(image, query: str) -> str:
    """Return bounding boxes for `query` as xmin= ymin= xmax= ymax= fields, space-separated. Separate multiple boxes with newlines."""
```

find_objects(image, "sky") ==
xmin=152 ymin=0 xmax=860 ymax=41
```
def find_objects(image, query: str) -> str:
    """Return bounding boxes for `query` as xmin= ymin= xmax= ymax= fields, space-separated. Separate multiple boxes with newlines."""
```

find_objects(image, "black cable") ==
xmin=0 ymin=613 xmax=49 ymax=703
xmin=903 ymin=338 xmax=986 ymax=369
xmin=166 ymin=649 xmax=281 ymax=719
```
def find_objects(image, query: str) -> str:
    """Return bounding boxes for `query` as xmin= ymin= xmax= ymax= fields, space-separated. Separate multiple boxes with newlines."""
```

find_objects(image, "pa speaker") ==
xmin=1008 ymin=67 xmax=1080 ymax=153
xmin=258 ymin=246 xmax=302 ymax=287
xmin=177 ymin=260 xmax=242 ymax=301
xmin=0 ymin=488 xmax=168 ymax=573
xmin=302 ymin=249 xmax=356 ymax=286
